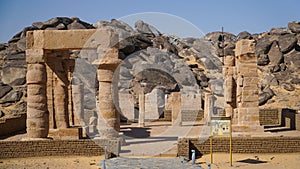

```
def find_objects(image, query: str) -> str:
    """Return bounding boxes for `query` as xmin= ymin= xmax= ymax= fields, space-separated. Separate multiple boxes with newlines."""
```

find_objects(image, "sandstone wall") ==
xmin=0 ymin=139 xmax=119 ymax=159
xmin=178 ymin=136 xmax=300 ymax=158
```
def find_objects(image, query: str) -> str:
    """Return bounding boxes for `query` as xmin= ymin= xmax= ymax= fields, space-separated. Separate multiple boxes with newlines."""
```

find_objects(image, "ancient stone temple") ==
xmin=223 ymin=39 xmax=264 ymax=132
xmin=25 ymin=29 xmax=121 ymax=139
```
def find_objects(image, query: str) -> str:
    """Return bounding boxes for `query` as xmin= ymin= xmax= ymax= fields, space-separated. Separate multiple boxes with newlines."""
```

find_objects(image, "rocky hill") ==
xmin=1 ymin=17 xmax=300 ymax=119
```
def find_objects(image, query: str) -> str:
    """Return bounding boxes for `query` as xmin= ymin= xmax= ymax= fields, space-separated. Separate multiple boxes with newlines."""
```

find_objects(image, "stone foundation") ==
xmin=178 ymin=136 xmax=300 ymax=159
xmin=0 ymin=139 xmax=120 ymax=159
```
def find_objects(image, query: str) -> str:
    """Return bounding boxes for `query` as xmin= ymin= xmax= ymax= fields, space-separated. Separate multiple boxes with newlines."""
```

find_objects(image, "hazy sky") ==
xmin=1 ymin=0 xmax=299 ymax=42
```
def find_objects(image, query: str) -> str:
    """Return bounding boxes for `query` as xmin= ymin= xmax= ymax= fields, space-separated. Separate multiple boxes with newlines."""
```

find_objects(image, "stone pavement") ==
xmin=104 ymin=157 xmax=203 ymax=169
xmin=119 ymin=121 xmax=210 ymax=157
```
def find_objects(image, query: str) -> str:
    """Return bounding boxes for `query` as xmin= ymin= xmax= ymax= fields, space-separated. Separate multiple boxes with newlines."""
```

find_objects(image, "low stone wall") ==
xmin=259 ymin=108 xmax=280 ymax=125
xmin=0 ymin=113 xmax=26 ymax=136
xmin=181 ymin=110 xmax=203 ymax=122
xmin=0 ymin=139 xmax=120 ymax=159
xmin=178 ymin=136 xmax=300 ymax=158
xmin=156 ymin=110 xmax=172 ymax=121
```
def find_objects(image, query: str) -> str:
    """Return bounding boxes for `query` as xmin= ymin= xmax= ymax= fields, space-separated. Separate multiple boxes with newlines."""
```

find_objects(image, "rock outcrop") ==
xmin=1 ymin=16 xmax=300 ymax=120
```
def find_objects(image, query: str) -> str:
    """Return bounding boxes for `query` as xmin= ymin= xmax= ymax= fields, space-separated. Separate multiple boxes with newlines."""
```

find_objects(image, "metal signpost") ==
xmin=210 ymin=116 xmax=232 ymax=166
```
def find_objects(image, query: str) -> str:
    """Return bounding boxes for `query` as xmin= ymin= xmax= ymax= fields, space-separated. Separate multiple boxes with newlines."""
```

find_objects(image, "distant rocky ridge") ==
xmin=1 ymin=17 xmax=300 ymax=119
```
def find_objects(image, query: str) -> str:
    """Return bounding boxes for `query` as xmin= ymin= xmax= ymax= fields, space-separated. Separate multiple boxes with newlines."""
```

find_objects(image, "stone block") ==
xmin=94 ymin=48 xmax=121 ymax=66
xmin=26 ymin=30 xmax=97 ymax=50
xmin=118 ymin=93 xmax=135 ymax=120
xmin=224 ymin=55 xmax=235 ymax=66
xmin=26 ymin=49 xmax=45 ymax=63
xmin=26 ymin=64 xmax=47 ymax=84
xmin=238 ymin=54 xmax=257 ymax=63
xmin=242 ymin=95 xmax=258 ymax=102
xmin=180 ymin=93 xmax=202 ymax=111
xmin=97 ymin=69 xmax=114 ymax=82
xmin=235 ymin=39 xmax=256 ymax=56
xmin=172 ymin=92 xmax=181 ymax=126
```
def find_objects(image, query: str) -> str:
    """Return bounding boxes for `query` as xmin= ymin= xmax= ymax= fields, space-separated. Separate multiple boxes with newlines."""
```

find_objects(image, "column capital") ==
xmin=26 ymin=49 xmax=46 ymax=64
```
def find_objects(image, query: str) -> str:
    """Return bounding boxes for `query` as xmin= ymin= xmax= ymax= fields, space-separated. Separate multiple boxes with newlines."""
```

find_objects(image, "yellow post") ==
xmin=230 ymin=120 xmax=232 ymax=166
xmin=210 ymin=135 xmax=213 ymax=164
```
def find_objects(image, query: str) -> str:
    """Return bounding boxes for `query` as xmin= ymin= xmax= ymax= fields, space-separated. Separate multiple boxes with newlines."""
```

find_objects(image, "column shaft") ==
xmin=26 ymin=49 xmax=49 ymax=138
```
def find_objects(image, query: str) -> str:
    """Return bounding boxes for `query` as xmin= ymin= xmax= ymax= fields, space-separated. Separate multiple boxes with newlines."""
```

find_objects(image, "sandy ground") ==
xmin=197 ymin=153 xmax=300 ymax=169
xmin=0 ymin=156 xmax=104 ymax=169
xmin=1 ymin=153 xmax=300 ymax=169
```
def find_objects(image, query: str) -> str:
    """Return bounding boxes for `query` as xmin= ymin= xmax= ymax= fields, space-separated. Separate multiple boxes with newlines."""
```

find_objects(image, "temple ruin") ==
xmin=24 ymin=28 xmax=266 ymax=141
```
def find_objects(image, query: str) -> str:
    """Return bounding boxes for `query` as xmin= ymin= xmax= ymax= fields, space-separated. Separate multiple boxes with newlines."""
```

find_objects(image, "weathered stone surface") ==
xmin=0 ymin=43 xmax=7 ymax=50
xmin=0 ymin=110 xmax=4 ymax=118
xmin=278 ymin=34 xmax=297 ymax=53
xmin=268 ymin=41 xmax=283 ymax=65
xmin=282 ymin=82 xmax=295 ymax=91
xmin=270 ymin=27 xmax=290 ymax=35
xmin=171 ymin=92 xmax=181 ymax=126
xmin=284 ymin=49 xmax=300 ymax=69
xmin=67 ymin=20 xmax=86 ymax=30
xmin=288 ymin=21 xmax=300 ymax=33
xmin=26 ymin=29 xmax=97 ymax=50
xmin=262 ymin=73 xmax=279 ymax=86
xmin=255 ymin=36 xmax=273 ymax=56
xmin=291 ymin=78 xmax=300 ymax=84
xmin=205 ymin=31 xmax=237 ymax=57
xmin=1 ymin=67 xmax=26 ymax=86
xmin=135 ymin=20 xmax=161 ymax=36
xmin=259 ymin=86 xmax=274 ymax=106
xmin=0 ymin=83 xmax=12 ymax=98
xmin=152 ymin=36 xmax=178 ymax=54
xmin=235 ymin=39 xmax=255 ymax=56
xmin=0 ymin=90 xmax=23 ymax=104
xmin=257 ymin=54 xmax=270 ymax=65
xmin=237 ymin=31 xmax=252 ymax=40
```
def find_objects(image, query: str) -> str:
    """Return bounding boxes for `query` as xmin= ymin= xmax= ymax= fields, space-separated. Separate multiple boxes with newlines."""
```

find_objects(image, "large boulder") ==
xmin=288 ymin=21 xmax=300 ymax=33
xmin=268 ymin=41 xmax=283 ymax=65
xmin=0 ymin=90 xmax=23 ymax=104
xmin=237 ymin=31 xmax=252 ymax=40
xmin=135 ymin=20 xmax=161 ymax=36
xmin=255 ymin=35 xmax=274 ymax=56
xmin=0 ymin=83 xmax=12 ymax=98
xmin=259 ymin=86 xmax=274 ymax=106
xmin=277 ymin=34 xmax=297 ymax=53
xmin=284 ymin=49 xmax=300 ymax=70
xmin=0 ymin=67 xmax=26 ymax=86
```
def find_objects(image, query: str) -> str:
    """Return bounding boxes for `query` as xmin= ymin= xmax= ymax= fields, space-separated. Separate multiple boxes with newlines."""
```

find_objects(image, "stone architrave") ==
xmin=138 ymin=92 xmax=145 ymax=127
xmin=172 ymin=92 xmax=182 ymax=126
xmin=26 ymin=49 xmax=49 ymax=138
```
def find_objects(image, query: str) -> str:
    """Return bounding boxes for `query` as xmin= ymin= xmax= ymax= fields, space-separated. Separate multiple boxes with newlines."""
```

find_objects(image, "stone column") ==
xmin=172 ymin=92 xmax=182 ymax=126
xmin=96 ymin=65 xmax=119 ymax=138
xmin=138 ymin=92 xmax=145 ymax=127
xmin=66 ymin=59 xmax=75 ymax=126
xmin=233 ymin=39 xmax=264 ymax=132
xmin=26 ymin=49 xmax=49 ymax=138
xmin=204 ymin=93 xmax=213 ymax=123
xmin=72 ymin=84 xmax=84 ymax=126
xmin=53 ymin=70 xmax=69 ymax=129
xmin=223 ymin=55 xmax=236 ymax=118
xmin=93 ymin=46 xmax=120 ymax=138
